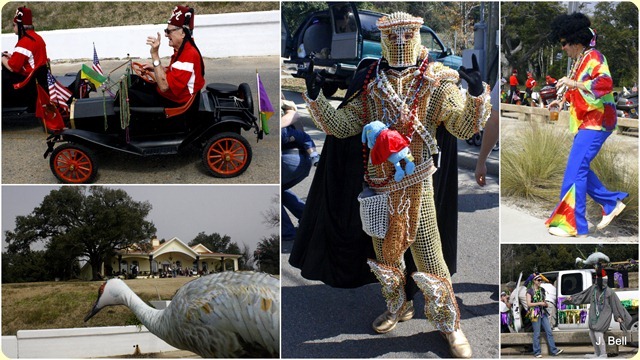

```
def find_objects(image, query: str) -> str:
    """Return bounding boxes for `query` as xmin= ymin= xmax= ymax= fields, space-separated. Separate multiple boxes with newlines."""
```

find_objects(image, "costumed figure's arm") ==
xmin=426 ymin=55 xmax=491 ymax=140
xmin=608 ymin=290 xmax=633 ymax=328
xmin=562 ymin=285 xmax=594 ymax=305
xmin=301 ymin=58 xmax=366 ymax=138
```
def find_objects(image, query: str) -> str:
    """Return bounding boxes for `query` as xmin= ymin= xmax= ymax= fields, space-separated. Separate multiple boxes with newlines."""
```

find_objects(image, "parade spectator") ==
xmin=526 ymin=273 xmax=563 ymax=357
xmin=509 ymin=69 xmax=520 ymax=104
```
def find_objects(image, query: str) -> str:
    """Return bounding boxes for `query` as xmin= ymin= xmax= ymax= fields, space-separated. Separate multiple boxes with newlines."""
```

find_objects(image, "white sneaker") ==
xmin=548 ymin=227 xmax=587 ymax=238
xmin=597 ymin=200 xmax=626 ymax=229
xmin=548 ymin=227 xmax=573 ymax=237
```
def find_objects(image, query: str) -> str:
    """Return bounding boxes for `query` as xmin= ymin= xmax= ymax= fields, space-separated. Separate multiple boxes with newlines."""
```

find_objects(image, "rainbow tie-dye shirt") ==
xmin=566 ymin=49 xmax=617 ymax=133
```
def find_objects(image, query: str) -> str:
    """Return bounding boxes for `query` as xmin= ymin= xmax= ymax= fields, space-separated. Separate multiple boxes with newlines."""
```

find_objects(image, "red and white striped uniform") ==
xmin=7 ymin=29 xmax=47 ymax=76
xmin=158 ymin=41 xmax=204 ymax=104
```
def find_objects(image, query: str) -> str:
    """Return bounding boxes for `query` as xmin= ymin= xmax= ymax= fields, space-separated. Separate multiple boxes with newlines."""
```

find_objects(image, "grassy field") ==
xmin=2 ymin=277 xmax=195 ymax=335
xmin=2 ymin=2 xmax=279 ymax=33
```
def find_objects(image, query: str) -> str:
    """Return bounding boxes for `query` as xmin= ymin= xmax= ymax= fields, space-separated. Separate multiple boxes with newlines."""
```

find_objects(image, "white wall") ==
xmin=2 ymin=11 xmax=279 ymax=61
xmin=2 ymin=326 xmax=178 ymax=358
xmin=1 ymin=335 xmax=18 ymax=358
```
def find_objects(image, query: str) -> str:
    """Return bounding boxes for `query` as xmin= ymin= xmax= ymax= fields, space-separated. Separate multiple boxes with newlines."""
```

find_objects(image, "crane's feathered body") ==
xmin=85 ymin=271 xmax=279 ymax=358
xmin=584 ymin=252 xmax=610 ymax=266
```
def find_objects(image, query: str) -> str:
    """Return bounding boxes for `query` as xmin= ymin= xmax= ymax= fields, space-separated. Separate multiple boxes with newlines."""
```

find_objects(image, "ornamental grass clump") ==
xmin=590 ymin=141 xmax=638 ymax=232
xmin=501 ymin=123 xmax=569 ymax=202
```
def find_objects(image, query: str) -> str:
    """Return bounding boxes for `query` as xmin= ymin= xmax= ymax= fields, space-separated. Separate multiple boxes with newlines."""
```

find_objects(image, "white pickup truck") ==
xmin=510 ymin=269 xmax=638 ymax=336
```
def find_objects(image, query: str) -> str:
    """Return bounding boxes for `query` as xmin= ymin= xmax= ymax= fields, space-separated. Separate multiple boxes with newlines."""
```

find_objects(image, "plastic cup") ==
xmin=549 ymin=106 xmax=559 ymax=121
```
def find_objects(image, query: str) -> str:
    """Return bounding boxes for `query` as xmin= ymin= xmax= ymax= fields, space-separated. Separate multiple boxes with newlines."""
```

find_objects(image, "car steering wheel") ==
xmin=131 ymin=62 xmax=156 ymax=84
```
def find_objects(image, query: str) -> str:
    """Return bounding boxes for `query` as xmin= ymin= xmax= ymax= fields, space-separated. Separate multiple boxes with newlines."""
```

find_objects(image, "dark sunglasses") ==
xmin=560 ymin=40 xmax=568 ymax=46
xmin=164 ymin=27 xmax=181 ymax=35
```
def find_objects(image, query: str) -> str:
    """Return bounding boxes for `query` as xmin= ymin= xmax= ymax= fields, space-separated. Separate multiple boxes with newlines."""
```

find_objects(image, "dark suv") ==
xmin=282 ymin=3 xmax=462 ymax=97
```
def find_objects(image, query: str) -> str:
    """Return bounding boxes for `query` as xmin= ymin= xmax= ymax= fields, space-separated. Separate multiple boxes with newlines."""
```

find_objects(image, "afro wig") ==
xmin=549 ymin=12 xmax=594 ymax=47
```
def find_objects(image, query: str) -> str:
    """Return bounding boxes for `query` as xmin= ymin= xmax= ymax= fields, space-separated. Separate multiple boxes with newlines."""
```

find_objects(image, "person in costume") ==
xmin=526 ymin=273 xmax=564 ymax=357
xmin=297 ymin=12 xmax=490 ymax=358
xmin=563 ymin=268 xmax=632 ymax=358
xmin=546 ymin=13 xmax=628 ymax=238
xmin=2 ymin=6 xmax=48 ymax=110
xmin=130 ymin=5 xmax=205 ymax=107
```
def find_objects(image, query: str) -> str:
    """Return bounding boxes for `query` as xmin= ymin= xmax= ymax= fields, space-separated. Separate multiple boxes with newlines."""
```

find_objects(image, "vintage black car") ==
xmin=44 ymin=62 xmax=261 ymax=183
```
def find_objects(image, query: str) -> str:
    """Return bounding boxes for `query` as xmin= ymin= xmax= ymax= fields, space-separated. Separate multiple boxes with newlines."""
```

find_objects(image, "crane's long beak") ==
xmin=85 ymin=281 xmax=107 ymax=322
xmin=84 ymin=300 xmax=100 ymax=322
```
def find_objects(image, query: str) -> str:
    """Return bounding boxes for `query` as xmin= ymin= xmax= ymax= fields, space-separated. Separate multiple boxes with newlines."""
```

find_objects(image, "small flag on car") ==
xmin=36 ymin=82 xmax=64 ymax=132
xmin=81 ymin=63 xmax=107 ymax=89
xmin=257 ymin=72 xmax=273 ymax=135
xmin=92 ymin=43 xmax=104 ymax=75
xmin=47 ymin=70 xmax=72 ymax=113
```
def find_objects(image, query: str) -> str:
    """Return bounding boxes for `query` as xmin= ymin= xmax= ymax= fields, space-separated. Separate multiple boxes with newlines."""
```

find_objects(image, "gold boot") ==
xmin=442 ymin=329 xmax=472 ymax=358
xmin=372 ymin=301 xmax=414 ymax=334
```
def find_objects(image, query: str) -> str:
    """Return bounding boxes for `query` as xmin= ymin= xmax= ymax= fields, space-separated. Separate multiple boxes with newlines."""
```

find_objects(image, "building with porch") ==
xmin=80 ymin=237 xmax=242 ymax=280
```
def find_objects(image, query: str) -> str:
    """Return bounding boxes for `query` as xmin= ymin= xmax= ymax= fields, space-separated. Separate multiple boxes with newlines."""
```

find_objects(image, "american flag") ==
xmin=47 ymin=71 xmax=72 ymax=112
xmin=92 ymin=44 xmax=103 ymax=75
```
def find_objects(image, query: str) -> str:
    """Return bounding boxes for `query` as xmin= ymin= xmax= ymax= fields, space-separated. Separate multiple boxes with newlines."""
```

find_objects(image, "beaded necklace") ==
xmin=557 ymin=47 xmax=593 ymax=102
xmin=373 ymin=56 xmax=429 ymax=131
xmin=591 ymin=286 xmax=606 ymax=321
xmin=361 ymin=57 xmax=430 ymax=188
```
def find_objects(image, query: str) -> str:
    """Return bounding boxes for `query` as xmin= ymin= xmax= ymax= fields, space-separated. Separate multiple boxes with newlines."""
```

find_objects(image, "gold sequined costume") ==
xmin=304 ymin=46 xmax=490 ymax=335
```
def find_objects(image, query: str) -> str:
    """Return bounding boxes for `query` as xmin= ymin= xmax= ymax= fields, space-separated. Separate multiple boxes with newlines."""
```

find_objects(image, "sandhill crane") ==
xmin=85 ymin=271 xmax=279 ymax=358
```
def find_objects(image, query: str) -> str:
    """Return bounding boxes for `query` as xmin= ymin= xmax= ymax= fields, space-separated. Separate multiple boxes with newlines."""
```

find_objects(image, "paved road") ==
xmin=2 ymin=56 xmax=280 ymax=184
xmin=280 ymin=91 xmax=500 ymax=358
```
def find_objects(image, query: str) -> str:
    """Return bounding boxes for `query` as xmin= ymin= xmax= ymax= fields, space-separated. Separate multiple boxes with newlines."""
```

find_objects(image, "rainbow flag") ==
xmin=257 ymin=72 xmax=273 ymax=135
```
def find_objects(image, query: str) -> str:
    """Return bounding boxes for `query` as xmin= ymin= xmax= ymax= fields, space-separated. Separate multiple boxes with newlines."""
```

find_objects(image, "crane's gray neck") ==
xmin=122 ymin=289 xmax=165 ymax=337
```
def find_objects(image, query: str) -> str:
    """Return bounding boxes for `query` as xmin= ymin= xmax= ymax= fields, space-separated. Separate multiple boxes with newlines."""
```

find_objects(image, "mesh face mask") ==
xmin=377 ymin=12 xmax=423 ymax=68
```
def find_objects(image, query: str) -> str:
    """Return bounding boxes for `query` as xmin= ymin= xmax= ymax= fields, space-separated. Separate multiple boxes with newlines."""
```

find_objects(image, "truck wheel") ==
xmin=49 ymin=143 xmax=98 ymax=184
xmin=322 ymin=83 xmax=339 ymax=98
xmin=202 ymin=132 xmax=252 ymax=178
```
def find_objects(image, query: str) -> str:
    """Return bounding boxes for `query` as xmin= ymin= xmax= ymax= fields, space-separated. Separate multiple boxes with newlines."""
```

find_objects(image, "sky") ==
xmin=1 ymin=185 xmax=279 ymax=253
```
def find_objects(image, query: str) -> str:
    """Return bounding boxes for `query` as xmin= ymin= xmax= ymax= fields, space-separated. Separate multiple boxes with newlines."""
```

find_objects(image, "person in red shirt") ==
xmin=525 ymin=71 xmax=536 ymax=105
xmin=545 ymin=75 xmax=557 ymax=86
xmin=1 ymin=6 xmax=48 ymax=110
xmin=129 ymin=5 xmax=205 ymax=107
xmin=525 ymin=72 xmax=536 ymax=94
xmin=509 ymin=69 xmax=519 ymax=104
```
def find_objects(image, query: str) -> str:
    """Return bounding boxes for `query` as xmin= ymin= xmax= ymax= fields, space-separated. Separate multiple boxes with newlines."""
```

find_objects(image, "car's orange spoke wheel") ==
xmin=202 ymin=133 xmax=252 ymax=178
xmin=50 ymin=143 xmax=98 ymax=183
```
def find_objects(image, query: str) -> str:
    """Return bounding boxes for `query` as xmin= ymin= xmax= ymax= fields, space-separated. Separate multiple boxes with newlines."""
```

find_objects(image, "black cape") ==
xmin=289 ymin=60 xmax=458 ymax=289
